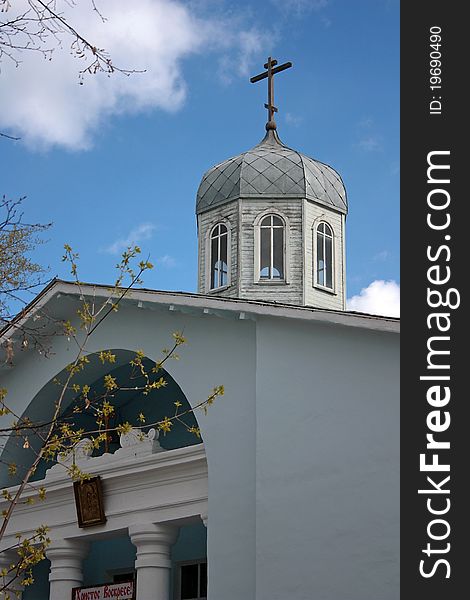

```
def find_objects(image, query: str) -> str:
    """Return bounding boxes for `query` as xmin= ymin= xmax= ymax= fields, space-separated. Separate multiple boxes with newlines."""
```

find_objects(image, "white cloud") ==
xmin=357 ymin=135 xmax=382 ymax=152
xmin=158 ymin=254 xmax=177 ymax=268
xmin=217 ymin=28 xmax=272 ymax=85
xmin=373 ymin=250 xmax=391 ymax=262
xmin=0 ymin=1 xmax=269 ymax=149
xmin=285 ymin=112 xmax=303 ymax=126
xmin=358 ymin=116 xmax=375 ymax=129
xmin=347 ymin=280 xmax=400 ymax=318
xmin=104 ymin=223 xmax=156 ymax=255
xmin=271 ymin=0 xmax=329 ymax=16
xmin=355 ymin=116 xmax=382 ymax=152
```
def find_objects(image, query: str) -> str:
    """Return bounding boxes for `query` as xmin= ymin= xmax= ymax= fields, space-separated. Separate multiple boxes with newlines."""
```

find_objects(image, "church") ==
xmin=0 ymin=58 xmax=399 ymax=600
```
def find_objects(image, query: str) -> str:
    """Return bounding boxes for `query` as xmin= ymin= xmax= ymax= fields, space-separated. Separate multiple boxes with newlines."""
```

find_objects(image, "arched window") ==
xmin=316 ymin=222 xmax=334 ymax=289
xmin=259 ymin=214 xmax=285 ymax=280
xmin=210 ymin=223 xmax=229 ymax=289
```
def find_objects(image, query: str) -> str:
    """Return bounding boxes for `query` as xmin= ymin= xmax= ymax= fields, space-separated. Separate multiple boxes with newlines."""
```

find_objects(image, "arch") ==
xmin=2 ymin=349 xmax=209 ymax=600
xmin=315 ymin=221 xmax=334 ymax=290
xmin=254 ymin=212 xmax=288 ymax=282
xmin=0 ymin=349 xmax=203 ymax=486
xmin=207 ymin=221 xmax=230 ymax=291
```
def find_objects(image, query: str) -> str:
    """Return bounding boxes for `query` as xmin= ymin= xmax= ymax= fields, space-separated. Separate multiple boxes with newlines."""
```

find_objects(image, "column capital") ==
xmin=129 ymin=522 xmax=178 ymax=548
xmin=47 ymin=538 xmax=89 ymax=562
xmin=47 ymin=538 xmax=89 ymax=599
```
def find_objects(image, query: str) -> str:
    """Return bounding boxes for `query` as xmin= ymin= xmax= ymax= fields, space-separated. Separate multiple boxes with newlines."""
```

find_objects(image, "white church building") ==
xmin=0 ymin=59 xmax=399 ymax=600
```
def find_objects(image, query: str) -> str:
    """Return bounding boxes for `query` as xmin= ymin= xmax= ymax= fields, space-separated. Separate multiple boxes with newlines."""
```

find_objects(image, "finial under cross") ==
xmin=250 ymin=57 xmax=292 ymax=131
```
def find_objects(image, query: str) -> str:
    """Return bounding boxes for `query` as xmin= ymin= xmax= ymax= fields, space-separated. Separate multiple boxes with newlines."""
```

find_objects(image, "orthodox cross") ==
xmin=250 ymin=57 xmax=292 ymax=129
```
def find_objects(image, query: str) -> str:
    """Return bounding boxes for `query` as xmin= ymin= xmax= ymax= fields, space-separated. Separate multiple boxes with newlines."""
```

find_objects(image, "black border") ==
xmin=401 ymin=4 xmax=467 ymax=598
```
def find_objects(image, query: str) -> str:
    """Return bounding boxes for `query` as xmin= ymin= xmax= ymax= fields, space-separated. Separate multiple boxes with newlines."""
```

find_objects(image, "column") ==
xmin=129 ymin=523 xmax=178 ymax=600
xmin=0 ymin=550 xmax=24 ymax=599
xmin=46 ymin=539 xmax=89 ymax=600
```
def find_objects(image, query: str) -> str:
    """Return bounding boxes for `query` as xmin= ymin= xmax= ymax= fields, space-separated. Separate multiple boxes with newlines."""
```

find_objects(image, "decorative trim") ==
xmin=196 ymin=193 xmax=348 ymax=215
xmin=0 ymin=444 xmax=208 ymax=550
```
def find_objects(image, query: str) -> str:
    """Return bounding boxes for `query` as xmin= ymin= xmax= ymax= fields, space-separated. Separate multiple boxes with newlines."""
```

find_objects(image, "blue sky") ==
xmin=1 ymin=0 xmax=399 ymax=315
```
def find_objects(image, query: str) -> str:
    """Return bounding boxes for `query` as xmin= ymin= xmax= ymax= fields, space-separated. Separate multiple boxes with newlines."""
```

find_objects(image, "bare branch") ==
xmin=0 ymin=0 xmax=144 ymax=79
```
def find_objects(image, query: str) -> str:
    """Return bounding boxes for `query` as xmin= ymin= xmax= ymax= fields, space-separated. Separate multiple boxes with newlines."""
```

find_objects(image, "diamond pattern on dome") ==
xmin=239 ymin=145 xmax=304 ymax=197
xmin=219 ymin=176 xmax=238 ymax=198
xmin=196 ymin=131 xmax=347 ymax=214
xmin=197 ymin=154 xmax=243 ymax=211
xmin=221 ymin=159 xmax=240 ymax=180
xmin=302 ymin=157 xmax=347 ymax=211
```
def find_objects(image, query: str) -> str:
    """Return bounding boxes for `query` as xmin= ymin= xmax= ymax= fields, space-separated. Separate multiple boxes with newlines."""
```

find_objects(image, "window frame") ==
xmin=314 ymin=221 xmax=335 ymax=292
xmin=175 ymin=559 xmax=207 ymax=600
xmin=254 ymin=211 xmax=289 ymax=284
xmin=206 ymin=221 xmax=231 ymax=292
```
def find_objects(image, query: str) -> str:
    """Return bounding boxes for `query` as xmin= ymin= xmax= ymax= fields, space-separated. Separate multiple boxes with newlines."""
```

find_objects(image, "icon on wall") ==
xmin=73 ymin=476 xmax=106 ymax=528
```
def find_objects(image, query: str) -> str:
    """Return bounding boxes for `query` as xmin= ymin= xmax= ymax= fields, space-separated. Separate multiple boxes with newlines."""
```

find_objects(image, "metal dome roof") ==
xmin=196 ymin=129 xmax=348 ymax=215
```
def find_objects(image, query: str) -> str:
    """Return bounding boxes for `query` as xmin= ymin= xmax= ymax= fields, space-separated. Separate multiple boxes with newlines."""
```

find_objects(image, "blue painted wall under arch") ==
xmin=0 ymin=349 xmax=201 ymax=486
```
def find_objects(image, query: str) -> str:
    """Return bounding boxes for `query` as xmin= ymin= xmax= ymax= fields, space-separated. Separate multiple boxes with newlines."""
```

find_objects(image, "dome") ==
xmin=196 ymin=129 xmax=347 ymax=215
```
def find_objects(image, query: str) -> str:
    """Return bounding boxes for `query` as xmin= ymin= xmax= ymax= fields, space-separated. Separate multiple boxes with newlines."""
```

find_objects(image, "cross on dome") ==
xmin=250 ymin=56 xmax=292 ymax=130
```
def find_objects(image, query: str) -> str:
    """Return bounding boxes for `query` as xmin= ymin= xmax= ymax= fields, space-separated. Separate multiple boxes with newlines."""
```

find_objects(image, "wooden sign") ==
xmin=73 ymin=476 xmax=106 ymax=528
xmin=72 ymin=581 xmax=134 ymax=599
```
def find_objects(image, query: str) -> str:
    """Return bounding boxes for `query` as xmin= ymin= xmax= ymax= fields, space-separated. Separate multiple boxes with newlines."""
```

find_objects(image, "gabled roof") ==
xmin=0 ymin=279 xmax=399 ymax=346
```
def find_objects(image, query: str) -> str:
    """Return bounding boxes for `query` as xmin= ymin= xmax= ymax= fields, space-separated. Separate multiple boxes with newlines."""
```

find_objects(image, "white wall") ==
xmin=255 ymin=316 xmax=399 ymax=600
xmin=1 ymin=296 xmax=399 ymax=600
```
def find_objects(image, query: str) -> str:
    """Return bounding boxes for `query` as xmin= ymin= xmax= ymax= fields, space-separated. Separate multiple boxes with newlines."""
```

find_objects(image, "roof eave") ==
xmin=1 ymin=280 xmax=399 ymax=344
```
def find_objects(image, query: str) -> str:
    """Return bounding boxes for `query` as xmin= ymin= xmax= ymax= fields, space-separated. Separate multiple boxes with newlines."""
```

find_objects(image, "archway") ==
xmin=0 ymin=350 xmax=208 ymax=600
xmin=0 ymin=349 xmax=202 ymax=485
